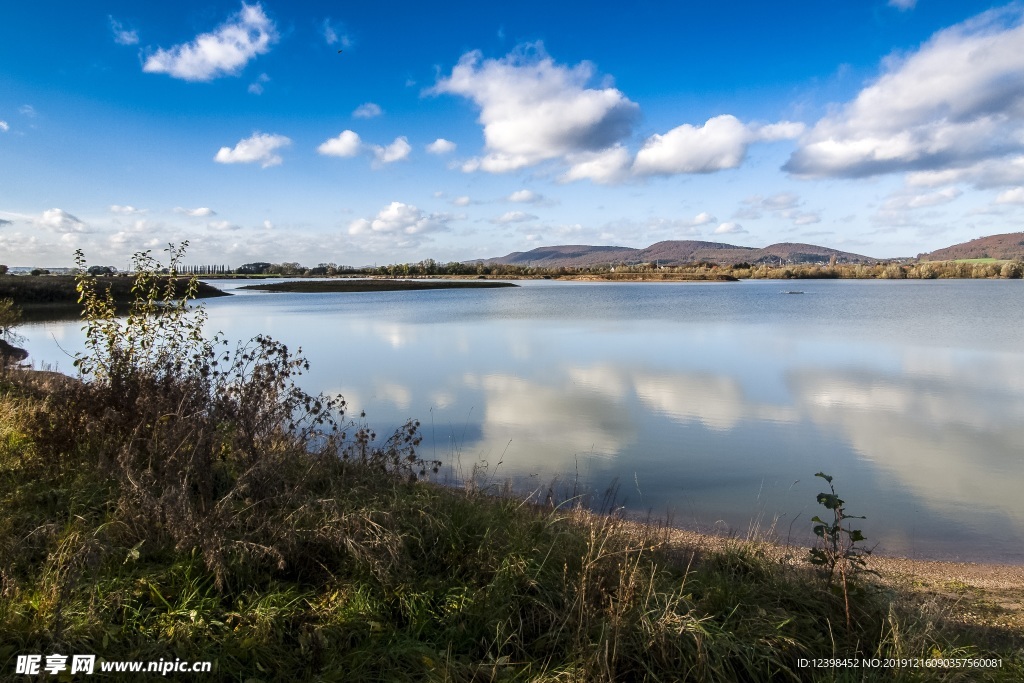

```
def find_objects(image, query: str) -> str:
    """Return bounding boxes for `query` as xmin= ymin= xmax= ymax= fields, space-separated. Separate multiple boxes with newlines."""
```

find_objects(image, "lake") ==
xmin=21 ymin=278 xmax=1024 ymax=563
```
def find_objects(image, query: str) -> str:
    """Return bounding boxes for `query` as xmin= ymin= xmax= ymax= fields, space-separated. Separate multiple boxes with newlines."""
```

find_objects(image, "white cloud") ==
xmin=175 ymin=207 xmax=216 ymax=217
xmin=883 ymin=187 xmax=963 ymax=211
xmin=248 ymin=72 xmax=269 ymax=95
xmin=493 ymin=211 xmax=538 ymax=224
xmin=109 ymin=16 xmax=138 ymax=45
xmin=109 ymin=205 xmax=145 ymax=215
xmin=633 ymin=115 xmax=802 ymax=176
xmin=907 ymin=155 xmax=1024 ymax=190
xmin=689 ymin=212 xmax=716 ymax=226
xmin=713 ymin=222 xmax=746 ymax=235
xmin=889 ymin=0 xmax=917 ymax=10
xmin=426 ymin=138 xmax=456 ymax=154
xmin=353 ymin=102 xmax=382 ymax=119
xmin=786 ymin=6 xmax=1024 ymax=178
xmin=36 ymin=208 xmax=87 ymax=233
xmin=19 ymin=105 xmax=35 ymax=117
xmin=0 ymin=121 xmax=8 ymax=132
xmin=321 ymin=18 xmax=350 ymax=48
xmin=507 ymin=189 xmax=541 ymax=203
xmin=430 ymin=42 xmax=640 ymax=173
xmin=371 ymin=137 xmax=411 ymax=165
xmin=214 ymin=132 xmax=291 ymax=168
xmin=348 ymin=202 xmax=451 ymax=237
xmin=317 ymin=130 xmax=362 ymax=157
xmin=143 ymin=3 xmax=277 ymax=82
xmin=208 ymin=220 xmax=241 ymax=231
xmin=562 ymin=145 xmax=632 ymax=184
xmin=452 ymin=196 xmax=472 ymax=206
xmin=995 ymin=187 xmax=1024 ymax=204
xmin=753 ymin=121 xmax=806 ymax=141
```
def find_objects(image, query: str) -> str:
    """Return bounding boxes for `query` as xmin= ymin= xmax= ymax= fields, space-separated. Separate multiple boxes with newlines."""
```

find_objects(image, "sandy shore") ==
xmin=646 ymin=523 xmax=1024 ymax=634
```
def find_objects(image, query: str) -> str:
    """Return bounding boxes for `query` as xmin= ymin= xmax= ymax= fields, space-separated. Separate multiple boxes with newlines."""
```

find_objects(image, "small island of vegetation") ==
xmin=240 ymin=279 xmax=518 ymax=293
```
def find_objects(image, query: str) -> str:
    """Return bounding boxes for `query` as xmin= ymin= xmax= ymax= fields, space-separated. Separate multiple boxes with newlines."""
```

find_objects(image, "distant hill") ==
xmin=918 ymin=232 xmax=1024 ymax=261
xmin=481 ymin=240 xmax=877 ymax=268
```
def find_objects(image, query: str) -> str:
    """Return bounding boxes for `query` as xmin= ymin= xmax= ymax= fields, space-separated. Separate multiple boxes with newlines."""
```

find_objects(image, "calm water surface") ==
xmin=22 ymin=278 xmax=1024 ymax=563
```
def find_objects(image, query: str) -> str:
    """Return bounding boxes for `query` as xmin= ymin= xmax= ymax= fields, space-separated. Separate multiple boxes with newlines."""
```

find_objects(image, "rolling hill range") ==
xmin=918 ymin=232 xmax=1024 ymax=261
xmin=481 ymin=240 xmax=878 ymax=269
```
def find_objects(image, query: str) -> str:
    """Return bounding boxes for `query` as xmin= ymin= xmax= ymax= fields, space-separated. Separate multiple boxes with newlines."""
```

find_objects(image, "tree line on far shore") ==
xmin=4 ymin=257 xmax=1023 ymax=280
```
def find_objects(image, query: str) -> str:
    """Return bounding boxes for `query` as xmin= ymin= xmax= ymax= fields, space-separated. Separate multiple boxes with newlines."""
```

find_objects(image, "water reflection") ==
xmin=18 ymin=279 xmax=1024 ymax=561
xmin=466 ymin=372 xmax=633 ymax=471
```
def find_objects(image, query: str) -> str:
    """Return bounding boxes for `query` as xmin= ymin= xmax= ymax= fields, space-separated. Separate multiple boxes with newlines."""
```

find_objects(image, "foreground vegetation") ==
xmin=1 ymin=247 xmax=1021 ymax=681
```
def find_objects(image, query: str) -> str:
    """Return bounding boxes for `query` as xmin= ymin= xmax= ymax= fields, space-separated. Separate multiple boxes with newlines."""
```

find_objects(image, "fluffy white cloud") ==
xmin=452 ymin=196 xmax=472 ymax=206
xmin=507 ymin=189 xmax=541 ymax=203
xmin=426 ymin=138 xmax=456 ymax=154
xmin=37 ymin=208 xmax=87 ymax=233
xmin=109 ymin=16 xmax=138 ymax=45
xmin=317 ymin=130 xmax=362 ymax=157
xmin=786 ymin=6 xmax=1024 ymax=178
xmin=689 ymin=212 xmax=716 ymax=226
xmin=633 ymin=115 xmax=802 ymax=176
xmin=353 ymin=102 xmax=382 ymax=119
xmin=175 ymin=207 xmax=216 ymax=217
xmin=348 ymin=202 xmax=451 ymax=237
xmin=995 ymin=187 xmax=1024 ymax=204
xmin=208 ymin=220 xmax=241 ymax=231
xmin=431 ymin=43 xmax=639 ymax=172
xmin=492 ymin=211 xmax=538 ymax=224
xmin=0 ymin=121 xmax=9 ymax=132
xmin=907 ymin=155 xmax=1024 ymax=190
xmin=713 ymin=222 xmax=746 ymax=235
xmin=109 ymin=205 xmax=145 ymax=215
xmin=214 ymin=132 xmax=291 ymax=168
xmin=372 ymin=137 xmax=411 ymax=165
xmin=562 ymin=145 xmax=632 ymax=184
xmin=143 ymin=3 xmax=277 ymax=82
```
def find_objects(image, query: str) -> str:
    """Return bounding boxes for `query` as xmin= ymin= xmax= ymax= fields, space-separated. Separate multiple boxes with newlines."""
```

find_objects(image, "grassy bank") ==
xmin=1 ymin=252 xmax=1021 ymax=681
xmin=0 ymin=274 xmax=229 ymax=308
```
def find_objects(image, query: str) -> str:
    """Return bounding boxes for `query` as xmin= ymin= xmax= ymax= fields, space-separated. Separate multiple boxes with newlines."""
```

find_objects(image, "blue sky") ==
xmin=2 ymin=0 xmax=1024 ymax=267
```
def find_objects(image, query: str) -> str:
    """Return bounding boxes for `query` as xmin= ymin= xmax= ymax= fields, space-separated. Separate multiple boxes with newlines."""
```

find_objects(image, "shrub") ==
xmin=23 ymin=243 xmax=439 ymax=588
xmin=808 ymin=472 xmax=873 ymax=629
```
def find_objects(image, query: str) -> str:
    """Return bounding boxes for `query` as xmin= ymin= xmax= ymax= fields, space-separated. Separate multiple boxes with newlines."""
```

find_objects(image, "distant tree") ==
xmin=0 ymin=298 xmax=21 ymax=342
xmin=0 ymin=265 xmax=8 ymax=275
xmin=237 ymin=262 xmax=273 ymax=275
xmin=88 ymin=265 xmax=116 ymax=276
